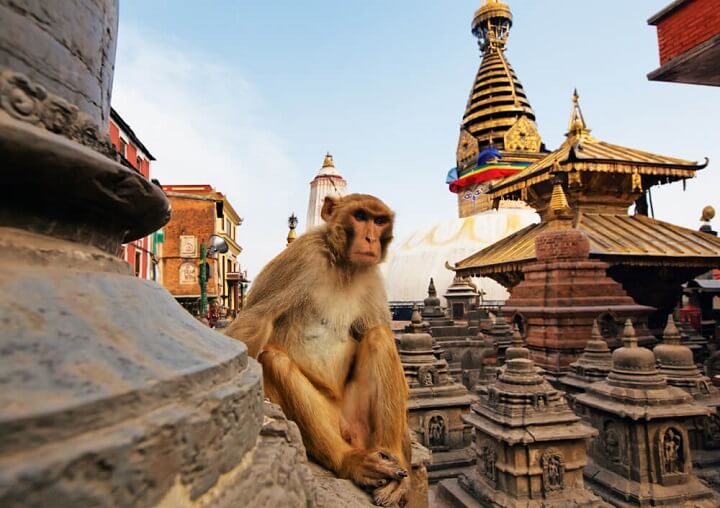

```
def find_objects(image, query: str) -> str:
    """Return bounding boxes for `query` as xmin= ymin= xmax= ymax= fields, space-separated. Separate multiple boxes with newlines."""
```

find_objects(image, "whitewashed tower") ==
xmin=306 ymin=152 xmax=348 ymax=230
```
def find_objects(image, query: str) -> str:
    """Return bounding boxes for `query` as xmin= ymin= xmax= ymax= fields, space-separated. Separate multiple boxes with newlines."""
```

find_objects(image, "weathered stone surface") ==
xmin=438 ymin=329 xmax=605 ymax=507
xmin=576 ymin=320 xmax=715 ymax=507
xmin=0 ymin=0 xmax=117 ymax=127
xmin=399 ymin=309 xmax=475 ymax=483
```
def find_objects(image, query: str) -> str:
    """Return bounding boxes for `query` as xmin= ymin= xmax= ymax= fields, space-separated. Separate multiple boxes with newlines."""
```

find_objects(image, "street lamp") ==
xmin=287 ymin=213 xmax=299 ymax=246
xmin=199 ymin=234 xmax=229 ymax=316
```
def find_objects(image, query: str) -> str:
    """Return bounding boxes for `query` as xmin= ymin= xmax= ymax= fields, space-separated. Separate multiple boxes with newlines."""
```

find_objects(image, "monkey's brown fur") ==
xmin=226 ymin=194 xmax=411 ymax=506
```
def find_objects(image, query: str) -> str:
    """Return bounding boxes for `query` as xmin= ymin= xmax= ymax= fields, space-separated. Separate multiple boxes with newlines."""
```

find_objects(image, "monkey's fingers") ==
xmin=372 ymin=477 xmax=410 ymax=507
xmin=365 ymin=451 xmax=407 ymax=480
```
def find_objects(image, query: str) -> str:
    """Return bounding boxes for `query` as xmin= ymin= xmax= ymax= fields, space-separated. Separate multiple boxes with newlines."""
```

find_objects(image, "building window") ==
xmin=119 ymin=138 xmax=127 ymax=158
xmin=134 ymin=250 xmax=142 ymax=277
xmin=136 ymin=156 xmax=143 ymax=170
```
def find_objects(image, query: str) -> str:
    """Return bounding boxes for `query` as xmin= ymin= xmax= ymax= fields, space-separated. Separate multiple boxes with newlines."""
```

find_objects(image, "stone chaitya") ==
xmin=421 ymin=278 xmax=487 ymax=390
xmin=438 ymin=327 xmax=605 ymax=507
xmin=444 ymin=274 xmax=479 ymax=321
xmin=484 ymin=313 xmax=514 ymax=364
xmin=654 ymin=315 xmax=720 ymax=476
xmin=0 ymin=3 xmax=418 ymax=506
xmin=576 ymin=320 xmax=715 ymax=507
xmin=559 ymin=320 xmax=612 ymax=411
xmin=399 ymin=308 xmax=476 ymax=482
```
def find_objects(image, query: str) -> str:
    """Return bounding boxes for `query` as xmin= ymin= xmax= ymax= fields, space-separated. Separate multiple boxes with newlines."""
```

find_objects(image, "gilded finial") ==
xmin=549 ymin=179 xmax=571 ymax=218
xmin=622 ymin=319 xmax=638 ymax=348
xmin=322 ymin=152 xmax=334 ymax=168
xmin=701 ymin=205 xmax=715 ymax=222
xmin=566 ymin=89 xmax=591 ymax=139
xmin=662 ymin=314 xmax=682 ymax=345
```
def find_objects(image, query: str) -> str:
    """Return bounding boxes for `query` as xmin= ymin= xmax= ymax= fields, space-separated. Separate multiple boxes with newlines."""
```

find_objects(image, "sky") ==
xmin=111 ymin=1 xmax=720 ymax=280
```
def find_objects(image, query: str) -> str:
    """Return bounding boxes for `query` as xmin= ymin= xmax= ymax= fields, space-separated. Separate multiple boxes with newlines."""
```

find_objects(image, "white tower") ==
xmin=306 ymin=153 xmax=348 ymax=231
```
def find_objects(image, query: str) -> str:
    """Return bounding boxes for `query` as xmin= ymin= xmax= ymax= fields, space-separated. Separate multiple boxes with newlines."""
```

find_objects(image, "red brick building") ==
xmin=648 ymin=0 xmax=720 ymax=86
xmin=159 ymin=185 xmax=244 ymax=316
xmin=108 ymin=108 xmax=159 ymax=279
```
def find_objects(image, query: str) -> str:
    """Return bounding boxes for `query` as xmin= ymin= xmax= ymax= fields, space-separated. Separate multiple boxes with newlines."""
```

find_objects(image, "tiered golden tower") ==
xmin=453 ymin=0 xmax=545 ymax=217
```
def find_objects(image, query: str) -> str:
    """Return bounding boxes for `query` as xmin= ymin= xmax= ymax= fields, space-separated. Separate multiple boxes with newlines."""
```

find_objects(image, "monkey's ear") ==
xmin=321 ymin=196 xmax=339 ymax=222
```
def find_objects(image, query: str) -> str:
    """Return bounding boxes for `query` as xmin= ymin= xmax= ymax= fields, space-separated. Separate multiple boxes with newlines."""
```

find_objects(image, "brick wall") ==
xmin=654 ymin=0 xmax=720 ymax=64
xmin=162 ymin=195 xmax=219 ymax=297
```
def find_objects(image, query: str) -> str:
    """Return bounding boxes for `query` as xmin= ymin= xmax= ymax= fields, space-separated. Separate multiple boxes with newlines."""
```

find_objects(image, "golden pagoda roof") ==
xmin=489 ymin=91 xmax=707 ymax=198
xmin=454 ymin=213 xmax=720 ymax=276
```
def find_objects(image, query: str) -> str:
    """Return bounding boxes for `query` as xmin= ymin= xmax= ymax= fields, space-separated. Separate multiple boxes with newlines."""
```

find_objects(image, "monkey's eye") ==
xmin=374 ymin=216 xmax=389 ymax=225
xmin=354 ymin=210 xmax=368 ymax=221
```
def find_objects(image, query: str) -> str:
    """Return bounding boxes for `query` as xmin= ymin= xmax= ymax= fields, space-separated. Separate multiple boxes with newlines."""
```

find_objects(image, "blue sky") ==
xmin=111 ymin=1 xmax=720 ymax=278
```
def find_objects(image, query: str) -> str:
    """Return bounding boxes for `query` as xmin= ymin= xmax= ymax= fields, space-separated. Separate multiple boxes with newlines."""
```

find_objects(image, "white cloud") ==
xmin=111 ymin=26 xmax=300 ymax=278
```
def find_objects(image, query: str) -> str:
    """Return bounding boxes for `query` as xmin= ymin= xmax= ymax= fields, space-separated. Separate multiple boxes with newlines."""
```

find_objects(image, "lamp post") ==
xmin=198 ymin=234 xmax=229 ymax=317
xmin=287 ymin=213 xmax=299 ymax=246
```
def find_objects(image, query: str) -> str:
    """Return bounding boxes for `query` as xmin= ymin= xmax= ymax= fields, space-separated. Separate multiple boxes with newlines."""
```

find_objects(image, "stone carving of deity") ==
xmin=428 ymin=415 xmax=446 ymax=449
xmin=602 ymin=422 xmax=621 ymax=463
xmin=541 ymin=450 xmax=565 ymax=492
xmin=661 ymin=428 xmax=684 ymax=474
xmin=704 ymin=413 xmax=720 ymax=445
xmin=478 ymin=442 xmax=497 ymax=484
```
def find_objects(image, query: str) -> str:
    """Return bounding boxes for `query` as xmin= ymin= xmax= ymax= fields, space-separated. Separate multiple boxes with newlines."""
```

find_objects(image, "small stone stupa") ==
xmin=577 ymin=320 xmax=715 ymax=507
xmin=399 ymin=307 xmax=476 ymax=482
xmin=422 ymin=278 xmax=451 ymax=324
xmin=654 ymin=315 xmax=720 ymax=470
xmin=438 ymin=326 xmax=604 ymax=507
xmin=484 ymin=313 xmax=514 ymax=364
xmin=559 ymin=320 xmax=612 ymax=410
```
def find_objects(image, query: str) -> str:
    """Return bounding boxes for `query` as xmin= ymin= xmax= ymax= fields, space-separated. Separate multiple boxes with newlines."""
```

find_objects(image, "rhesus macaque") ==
xmin=226 ymin=194 xmax=411 ymax=506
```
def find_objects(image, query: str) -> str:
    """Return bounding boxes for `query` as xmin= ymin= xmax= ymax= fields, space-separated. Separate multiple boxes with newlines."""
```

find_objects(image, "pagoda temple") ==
xmin=449 ymin=0 xmax=545 ymax=218
xmin=452 ymin=90 xmax=720 ymax=329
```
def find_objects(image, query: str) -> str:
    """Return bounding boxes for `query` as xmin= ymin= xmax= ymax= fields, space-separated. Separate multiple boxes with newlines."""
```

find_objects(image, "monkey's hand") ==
xmin=339 ymin=449 xmax=407 ymax=490
xmin=372 ymin=476 xmax=410 ymax=507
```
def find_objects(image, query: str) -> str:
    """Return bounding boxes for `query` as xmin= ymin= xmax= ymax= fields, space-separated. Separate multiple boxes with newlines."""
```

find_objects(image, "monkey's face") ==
xmin=347 ymin=208 xmax=391 ymax=266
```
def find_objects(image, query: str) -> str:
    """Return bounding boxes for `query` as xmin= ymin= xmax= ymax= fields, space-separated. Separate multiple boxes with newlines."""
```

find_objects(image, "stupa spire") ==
xmin=457 ymin=0 xmax=541 ymax=165
xmin=566 ymin=89 xmax=592 ymax=139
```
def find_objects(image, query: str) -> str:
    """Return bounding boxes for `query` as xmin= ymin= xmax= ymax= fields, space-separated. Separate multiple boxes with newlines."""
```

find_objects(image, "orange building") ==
xmin=108 ymin=108 xmax=159 ymax=279
xmin=160 ymin=185 xmax=244 ymax=316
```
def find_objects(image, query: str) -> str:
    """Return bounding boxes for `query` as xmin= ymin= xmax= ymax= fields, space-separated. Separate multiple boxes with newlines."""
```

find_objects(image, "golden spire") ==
xmin=549 ymin=179 xmax=570 ymax=215
xmin=322 ymin=152 xmax=334 ymax=168
xmin=459 ymin=0 xmax=541 ymax=163
xmin=566 ymin=89 xmax=591 ymax=139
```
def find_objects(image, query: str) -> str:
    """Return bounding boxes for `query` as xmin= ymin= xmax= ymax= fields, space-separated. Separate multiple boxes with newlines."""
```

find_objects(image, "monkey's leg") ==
xmin=343 ymin=326 xmax=411 ymax=507
xmin=259 ymin=346 xmax=406 ymax=489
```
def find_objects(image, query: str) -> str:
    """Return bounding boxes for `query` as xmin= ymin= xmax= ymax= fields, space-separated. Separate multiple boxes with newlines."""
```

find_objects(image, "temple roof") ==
xmin=454 ymin=212 xmax=720 ymax=276
xmin=489 ymin=91 xmax=707 ymax=198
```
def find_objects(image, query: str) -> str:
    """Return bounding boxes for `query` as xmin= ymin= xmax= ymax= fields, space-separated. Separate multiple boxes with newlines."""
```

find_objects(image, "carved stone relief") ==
xmin=478 ymin=442 xmax=497 ymax=485
xmin=660 ymin=427 xmax=684 ymax=475
xmin=428 ymin=415 xmax=447 ymax=449
xmin=540 ymin=449 xmax=565 ymax=493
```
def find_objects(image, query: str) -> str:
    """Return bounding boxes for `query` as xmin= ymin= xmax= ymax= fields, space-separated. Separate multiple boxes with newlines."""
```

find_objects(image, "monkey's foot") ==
xmin=372 ymin=476 xmax=410 ymax=507
xmin=340 ymin=449 xmax=407 ymax=489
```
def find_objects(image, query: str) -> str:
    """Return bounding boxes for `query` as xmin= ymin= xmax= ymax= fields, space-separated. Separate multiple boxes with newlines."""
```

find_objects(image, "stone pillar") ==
xmin=0 ymin=4 xmax=377 ymax=507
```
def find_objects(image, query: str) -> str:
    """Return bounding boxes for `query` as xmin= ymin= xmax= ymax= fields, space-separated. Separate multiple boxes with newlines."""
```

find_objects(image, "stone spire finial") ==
xmin=428 ymin=278 xmax=437 ymax=297
xmin=663 ymin=314 xmax=682 ymax=345
xmin=504 ymin=324 xmax=529 ymax=362
xmin=411 ymin=304 xmax=422 ymax=325
xmin=621 ymin=318 xmax=638 ymax=348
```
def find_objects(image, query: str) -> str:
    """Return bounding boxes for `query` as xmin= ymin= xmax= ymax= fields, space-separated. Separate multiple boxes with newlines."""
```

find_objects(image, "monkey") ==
xmin=225 ymin=193 xmax=411 ymax=507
